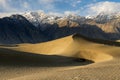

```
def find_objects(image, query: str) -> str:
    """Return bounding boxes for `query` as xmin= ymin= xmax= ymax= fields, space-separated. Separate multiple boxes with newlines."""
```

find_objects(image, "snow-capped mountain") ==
xmin=23 ymin=12 xmax=60 ymax=26
xmin=94 ymin=12 xmax=120 ymax=23
xmin=23 ymin=11 xmax=63 ymax=31
xmin=23 ymin=11 xmax=120 ymax=27
xmin=0 ymin=14 xmax=48 ymax=44
xmin=23 ymin=11 xmax=86 ymax=28
xmin=23 ymin=11 xmax=120 ymax=40
xmin=0 ymin=11 xmax=120 ymax=44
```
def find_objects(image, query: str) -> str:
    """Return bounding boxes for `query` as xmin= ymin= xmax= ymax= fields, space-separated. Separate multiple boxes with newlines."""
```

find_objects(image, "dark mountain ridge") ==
xmin=0 ymin=15 xmax=48 ymax=44
xmin=0 ymin=13 xmax=120 ymax=44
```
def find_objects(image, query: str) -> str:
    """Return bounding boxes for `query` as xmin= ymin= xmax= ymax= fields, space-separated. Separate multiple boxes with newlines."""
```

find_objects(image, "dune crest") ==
xmin=1 ymin=34 xmax=120 ymax=80
xmin=3 ymin=34 xmax=114 ymax=63
xmin=60 ymin=34 xmax=113 ymax=62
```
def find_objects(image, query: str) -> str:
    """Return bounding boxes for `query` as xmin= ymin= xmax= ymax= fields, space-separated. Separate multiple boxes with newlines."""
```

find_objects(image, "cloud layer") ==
xmin=83 ymin=1 xmax=120 ymax=16
xmin=0 ymin=0 xmax=120 ymax=16
xmin=0 ymin=0 xmax=81 ymax=12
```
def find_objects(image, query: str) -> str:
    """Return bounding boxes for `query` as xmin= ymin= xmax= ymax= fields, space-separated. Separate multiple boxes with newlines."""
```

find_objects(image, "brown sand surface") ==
xmin=0 ymin=34 xmax=120 ymax=80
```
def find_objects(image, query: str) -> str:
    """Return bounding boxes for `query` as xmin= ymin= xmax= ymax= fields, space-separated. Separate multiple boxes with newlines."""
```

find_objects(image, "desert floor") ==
xmin=0 ymin=34 xmax=120 ymax=80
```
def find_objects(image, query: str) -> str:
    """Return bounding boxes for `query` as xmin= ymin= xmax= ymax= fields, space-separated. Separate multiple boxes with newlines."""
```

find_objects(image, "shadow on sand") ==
xmin=73 ymin=33 xmax=120 ymax=47
xmin=0 ymin=48 xmax=93 ymax=67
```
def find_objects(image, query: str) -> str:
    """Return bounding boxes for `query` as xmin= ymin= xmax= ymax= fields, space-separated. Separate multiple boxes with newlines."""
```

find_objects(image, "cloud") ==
xmin=23 ymin=1 xmax=30 ymax=9
xmin=64 ymin=0 xmax=82 ymax=7
xmin=48 ymin=12 xmax=63 ymax=16
xmin=37 ymin=0 xmax=82 ymax=11
xmin=0 ymin=0 xmax=57 ymax=14
xmin=71 ymin=0 xmax=82 ymax=7
xmin=0 ymin=0 xmax=17 ymax=12
xmin=0 ymin=0 xmax=82 ymax=13
xmin=48 ymin=10 xmax=80 ymax=17
xmin=64 ymin=10 xmax=80 ymax=16
xmin=1 ymin=0 xmax=120 ymax=17
xmin=38 ymin=0 xmax=55 ymax=4
xmin=83 ymin=1 xmax=120 ymax=16
xmin=38 ymin=0 xmax=56 ymax=11
xmin=0 ymin=0 xmax=30 ymax=12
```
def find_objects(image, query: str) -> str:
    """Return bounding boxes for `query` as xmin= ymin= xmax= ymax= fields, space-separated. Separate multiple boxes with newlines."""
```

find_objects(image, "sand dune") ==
xmin=1 ymin=34 xmax=120 ymax=80
xmin=5 ymin=34 xmax=114 ymax=62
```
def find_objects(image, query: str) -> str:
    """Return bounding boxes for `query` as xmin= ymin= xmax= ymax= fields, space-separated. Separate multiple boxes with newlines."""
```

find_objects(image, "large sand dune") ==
xmin=1 ymin=34 xmax=120 ymax=80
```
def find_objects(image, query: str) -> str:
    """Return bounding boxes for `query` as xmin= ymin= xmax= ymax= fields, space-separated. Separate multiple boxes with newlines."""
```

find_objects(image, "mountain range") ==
xmin=0 ymin=11 xmax=120 ymax=44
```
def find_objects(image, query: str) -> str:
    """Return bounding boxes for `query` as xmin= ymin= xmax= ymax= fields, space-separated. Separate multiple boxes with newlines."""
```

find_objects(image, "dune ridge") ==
xmin=1 ymin=34 xmax=120 ymax=80
xmin=5 ymin=34 xmax=114 ymax=63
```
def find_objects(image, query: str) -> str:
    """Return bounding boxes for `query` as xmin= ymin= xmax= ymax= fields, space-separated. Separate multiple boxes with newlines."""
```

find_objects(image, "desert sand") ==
xmin=0 ymin=34 xmax=120 ymax=80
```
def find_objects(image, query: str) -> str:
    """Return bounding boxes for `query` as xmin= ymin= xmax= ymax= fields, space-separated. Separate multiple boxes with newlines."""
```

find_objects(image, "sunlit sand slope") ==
xmin=8 ymin=34 xmax=117 ymax=62
xmin=1 ymin=34 xmax=120 ymax=80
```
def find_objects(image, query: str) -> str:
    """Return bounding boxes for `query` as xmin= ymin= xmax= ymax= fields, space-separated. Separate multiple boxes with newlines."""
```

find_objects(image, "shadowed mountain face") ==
xmin=0 ymin=14 xmax=120 ymax=44
xmin=0 ymin=15 xmax=48 ymax=44
xmin=24 ymin=12 xmax=120 ymax=40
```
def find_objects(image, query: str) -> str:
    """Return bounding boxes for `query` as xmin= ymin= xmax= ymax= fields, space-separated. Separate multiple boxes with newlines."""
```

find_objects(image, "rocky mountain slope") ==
xmin=0 ymin=15 xmax=48 ymax=44
xmin=23 ymin=12 xmax=120 ymax=40
xmin=0 ymin=11 xmax=120 ymax=44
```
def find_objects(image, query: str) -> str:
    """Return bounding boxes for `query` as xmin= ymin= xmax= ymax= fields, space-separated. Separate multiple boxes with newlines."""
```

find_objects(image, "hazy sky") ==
xmin=0 ymin=0 xmax=120 ymax=16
